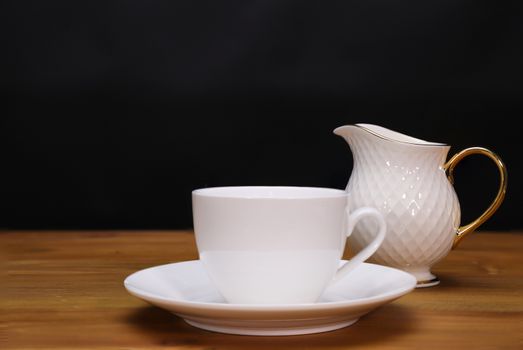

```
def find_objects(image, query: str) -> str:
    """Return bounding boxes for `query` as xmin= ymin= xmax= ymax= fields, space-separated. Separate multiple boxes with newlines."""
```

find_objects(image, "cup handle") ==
xmin=332 ymin=207 xmax=387 ymax=283
xmin=443 ymin=147 xmax=507 ymax=249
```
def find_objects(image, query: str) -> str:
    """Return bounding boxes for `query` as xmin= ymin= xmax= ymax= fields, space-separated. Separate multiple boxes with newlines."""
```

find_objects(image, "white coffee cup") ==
xmin=192 ymin=186 xmax=386 ymax=304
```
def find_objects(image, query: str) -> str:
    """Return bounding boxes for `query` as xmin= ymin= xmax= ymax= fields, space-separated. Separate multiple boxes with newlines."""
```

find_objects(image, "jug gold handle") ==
xmin=443 ymin=147 xmax=507 ymax=249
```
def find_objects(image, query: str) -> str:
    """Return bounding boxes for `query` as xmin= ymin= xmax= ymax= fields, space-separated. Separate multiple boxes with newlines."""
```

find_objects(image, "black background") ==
xmin=5 ymin=1 xmax=522 ymax=230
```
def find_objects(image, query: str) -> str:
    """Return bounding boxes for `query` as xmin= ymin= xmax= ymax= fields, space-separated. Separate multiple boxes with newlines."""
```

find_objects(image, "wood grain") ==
xmin=3 ymin=230 xmax=523 ymax=349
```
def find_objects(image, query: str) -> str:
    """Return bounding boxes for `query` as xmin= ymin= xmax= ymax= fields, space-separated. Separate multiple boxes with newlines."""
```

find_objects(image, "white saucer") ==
xmin=124 ymin=260 xmax=416 ymax=336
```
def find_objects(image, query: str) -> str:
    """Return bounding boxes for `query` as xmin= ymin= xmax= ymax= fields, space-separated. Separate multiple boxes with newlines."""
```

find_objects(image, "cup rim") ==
xmin=192 ymin=186 xmax=347 ymax=199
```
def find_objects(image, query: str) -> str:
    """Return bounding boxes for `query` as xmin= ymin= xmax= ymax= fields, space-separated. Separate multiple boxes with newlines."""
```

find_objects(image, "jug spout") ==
xmin=334 ymin=123 xmax=447 ymax=147
xmin=333 ymin=125 xmax=358 ymax=140
xmin=334 ymin=123 xmax=451 ymax=173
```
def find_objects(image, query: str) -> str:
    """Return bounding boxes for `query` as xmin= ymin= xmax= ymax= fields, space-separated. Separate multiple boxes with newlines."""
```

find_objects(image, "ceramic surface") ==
xmin=334 ymin=124 xmax=506 ymax=287
xmin=192 ymin=186 xmax=386 ymax=303
xmin=124 ymin=260 xmax=417 ymax=336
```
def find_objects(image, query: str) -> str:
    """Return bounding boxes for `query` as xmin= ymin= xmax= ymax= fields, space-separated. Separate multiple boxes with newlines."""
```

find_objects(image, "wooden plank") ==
xmin=3 ymin=231 xmax=523 ymax=349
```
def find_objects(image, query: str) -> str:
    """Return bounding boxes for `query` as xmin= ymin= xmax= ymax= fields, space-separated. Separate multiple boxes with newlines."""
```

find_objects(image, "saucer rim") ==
xmin=124 ymin=260 xmax=417 ymax=312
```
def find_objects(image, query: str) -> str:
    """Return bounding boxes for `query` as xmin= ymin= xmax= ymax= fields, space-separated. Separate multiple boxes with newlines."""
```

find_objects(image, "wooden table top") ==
xmin=4 ymin=230 xmax=523 ymax=349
